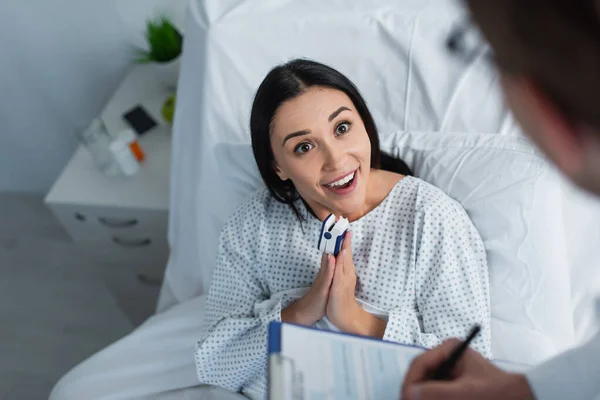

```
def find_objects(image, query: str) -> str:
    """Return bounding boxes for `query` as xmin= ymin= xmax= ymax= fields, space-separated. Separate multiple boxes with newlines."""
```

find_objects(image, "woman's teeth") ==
xmin=325 ymin=172 xmax=355 ymax=188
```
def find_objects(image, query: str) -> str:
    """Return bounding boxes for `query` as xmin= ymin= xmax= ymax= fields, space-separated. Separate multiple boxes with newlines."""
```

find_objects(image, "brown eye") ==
xmin=294 ymin=142 xmax=314 ymax=154
xmin=335 ymin=122 xmax=351 ymax=136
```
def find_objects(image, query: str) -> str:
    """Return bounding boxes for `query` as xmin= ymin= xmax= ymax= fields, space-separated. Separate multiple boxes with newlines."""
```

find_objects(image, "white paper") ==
xmin=278 ymin=324 xmax=421 ymax=400
xmin=273 ymin=324 xmax=530 ymax=400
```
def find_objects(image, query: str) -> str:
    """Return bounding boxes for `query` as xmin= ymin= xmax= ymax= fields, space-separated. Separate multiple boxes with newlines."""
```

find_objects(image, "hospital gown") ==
xmin=195 ymin=176 xmax=492 ymax=398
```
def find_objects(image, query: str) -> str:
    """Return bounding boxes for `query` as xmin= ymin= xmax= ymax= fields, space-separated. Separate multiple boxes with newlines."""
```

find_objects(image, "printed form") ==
xmin=277 ymin=324 xmax=422 ymax=400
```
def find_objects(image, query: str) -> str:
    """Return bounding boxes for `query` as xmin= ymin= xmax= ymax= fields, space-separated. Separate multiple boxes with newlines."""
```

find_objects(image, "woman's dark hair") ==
xmin=250 ymin=59 xmax=412 ymax=220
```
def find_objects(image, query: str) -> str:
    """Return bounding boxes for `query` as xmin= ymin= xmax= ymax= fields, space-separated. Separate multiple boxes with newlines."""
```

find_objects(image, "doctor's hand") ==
xmin=326 ymin=231 xmax=386 ymax=338
xmin=401 ymin=339 xmax=535 ymax=400
xmin=281 ymin=252 xmax=335 ymax=326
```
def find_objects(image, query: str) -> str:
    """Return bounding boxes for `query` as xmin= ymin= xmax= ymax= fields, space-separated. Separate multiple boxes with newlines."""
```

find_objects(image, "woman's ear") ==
xmin=273 ymin=162 xmax=289 ymax=181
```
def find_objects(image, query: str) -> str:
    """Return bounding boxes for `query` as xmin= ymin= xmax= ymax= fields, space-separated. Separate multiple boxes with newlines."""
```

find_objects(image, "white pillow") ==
xmin=381 ymin=131 xmax=573 ymax=363
xmin=214 ymin=131 xmax=574 ymax=365
xmin=561 ymin=180 xmax=600 ymax=344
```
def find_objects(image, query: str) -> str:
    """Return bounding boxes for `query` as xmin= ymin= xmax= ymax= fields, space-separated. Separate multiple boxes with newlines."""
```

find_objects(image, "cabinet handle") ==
xmin=136 ymin=273 xmax=163 ymax=286
xmin=112 ymin=237 xmax=151 ymax=247
xmin=74 ymin=212 xmax=87 ymax=221
xmin=99 ymin=217 xmax=138 ymax=228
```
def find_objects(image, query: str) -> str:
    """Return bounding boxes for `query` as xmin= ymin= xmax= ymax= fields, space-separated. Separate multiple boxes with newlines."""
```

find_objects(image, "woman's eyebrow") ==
xmin=281 ymin=106 xmax=351 ymax=146
xmin=328 ymin=106 xmax=351 ymax=122
xmin=282 ymin=129 xmax=311 ymax=146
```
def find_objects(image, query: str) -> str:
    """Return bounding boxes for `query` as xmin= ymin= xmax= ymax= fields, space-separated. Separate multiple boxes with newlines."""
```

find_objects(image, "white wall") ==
xmin=0 ymin=0 xmax=187 ymax=193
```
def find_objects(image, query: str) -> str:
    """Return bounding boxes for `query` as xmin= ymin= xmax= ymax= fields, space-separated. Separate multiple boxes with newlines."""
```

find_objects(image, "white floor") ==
xmin=0 ymin=193 xmax=134 ymax=399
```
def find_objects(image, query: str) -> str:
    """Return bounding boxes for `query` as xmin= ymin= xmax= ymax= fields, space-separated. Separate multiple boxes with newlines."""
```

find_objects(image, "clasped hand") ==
xmin=282 ymin=231 xmax=386 ymax=338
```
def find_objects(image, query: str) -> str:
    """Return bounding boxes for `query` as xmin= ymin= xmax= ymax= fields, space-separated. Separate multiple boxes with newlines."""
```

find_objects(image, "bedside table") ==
xmin=45 ymin=65 xmax=173 ymax=326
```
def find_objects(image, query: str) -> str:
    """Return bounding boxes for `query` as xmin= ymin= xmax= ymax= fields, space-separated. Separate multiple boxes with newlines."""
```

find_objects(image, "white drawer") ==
xmin=48 ymin=203 xmax=169 ymax=277
xmin=49 ymin=203 xmax=167 ymax=238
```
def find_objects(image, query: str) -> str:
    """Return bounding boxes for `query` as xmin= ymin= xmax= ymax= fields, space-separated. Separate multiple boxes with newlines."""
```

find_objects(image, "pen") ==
xmin=430 ymin=324 xmax=481 ymax=380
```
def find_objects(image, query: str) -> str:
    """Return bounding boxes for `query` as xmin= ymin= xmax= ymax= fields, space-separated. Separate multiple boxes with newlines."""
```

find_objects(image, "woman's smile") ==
xmin=321 ymin=168 xmax=359 ymax=196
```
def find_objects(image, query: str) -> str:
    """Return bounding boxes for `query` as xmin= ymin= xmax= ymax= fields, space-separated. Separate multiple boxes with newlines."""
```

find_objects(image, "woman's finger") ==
xmin=343 ymin=231 xmax=352 ymax=255
xmin=324 ymin=254 xmax=336 ymax=284
xmin=342 ymin=229 xmax=351 ymax=252
xmin=333 ymin=248 xmax=344 ymax=284
xmin=343 ymin=231 xmax=354 ymax=274
xmin=316 ymin=252 xmax=328 ymax=278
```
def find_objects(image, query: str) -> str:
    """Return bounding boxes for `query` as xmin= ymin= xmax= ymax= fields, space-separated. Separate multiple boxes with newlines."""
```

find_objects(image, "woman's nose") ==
xmin=322 ymin=143 xmax=344 ymax=170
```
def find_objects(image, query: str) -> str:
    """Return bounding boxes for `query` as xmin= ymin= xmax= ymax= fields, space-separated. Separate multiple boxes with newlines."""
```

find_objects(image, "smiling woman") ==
xmin=195 ymin=59 xmax=493 ymax=399
xmin=250 ymin=59 xmax=412 ymax=222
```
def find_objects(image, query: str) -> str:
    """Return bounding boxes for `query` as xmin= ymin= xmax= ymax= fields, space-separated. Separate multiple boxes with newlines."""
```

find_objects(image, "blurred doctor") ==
xmin=402 ymin=1 xmax=600 ymax=399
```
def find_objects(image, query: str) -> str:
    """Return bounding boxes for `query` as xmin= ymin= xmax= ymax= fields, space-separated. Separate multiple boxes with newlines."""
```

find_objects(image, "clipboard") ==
xmin=268 ymin=323 xmax=305 ymax=400
xmin=267 ymin=322 xmax=530 ymax=400
xmin=267 ymin=322 xmax=426 ymax=400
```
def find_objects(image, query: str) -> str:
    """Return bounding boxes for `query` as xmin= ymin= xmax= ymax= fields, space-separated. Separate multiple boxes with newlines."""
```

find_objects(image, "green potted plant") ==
xmin=136 ymin=16 xmax=183 ymax=89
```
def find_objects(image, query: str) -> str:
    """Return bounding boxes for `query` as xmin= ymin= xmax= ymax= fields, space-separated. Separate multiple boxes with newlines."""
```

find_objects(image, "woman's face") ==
xmin=270 ymin=87 xmax=372 ymax=221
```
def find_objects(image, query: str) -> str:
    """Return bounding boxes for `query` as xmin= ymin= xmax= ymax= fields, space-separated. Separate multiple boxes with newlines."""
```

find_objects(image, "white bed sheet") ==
xmin=162 ymin=0 xmax=599 ymax=370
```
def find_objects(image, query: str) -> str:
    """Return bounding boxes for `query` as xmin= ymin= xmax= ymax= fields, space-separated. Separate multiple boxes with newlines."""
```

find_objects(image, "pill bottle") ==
xmin=118 ymin=129 xmax=145 ymax=162
xmin=109 ymin=138 xmax=140 ymax=176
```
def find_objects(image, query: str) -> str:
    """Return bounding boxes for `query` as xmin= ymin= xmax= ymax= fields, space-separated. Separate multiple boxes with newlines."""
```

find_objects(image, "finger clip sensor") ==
xmin=317 ymin=214 xmax=349 ymax=256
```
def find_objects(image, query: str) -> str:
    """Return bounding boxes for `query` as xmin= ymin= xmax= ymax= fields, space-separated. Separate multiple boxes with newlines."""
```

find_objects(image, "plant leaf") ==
xmin=141 ymin=15 xmax=183 ymax=62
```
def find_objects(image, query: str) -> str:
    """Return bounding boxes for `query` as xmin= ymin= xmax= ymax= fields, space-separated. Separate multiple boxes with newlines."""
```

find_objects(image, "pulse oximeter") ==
xmin=317 ymin=214 xmax=349 ymax=256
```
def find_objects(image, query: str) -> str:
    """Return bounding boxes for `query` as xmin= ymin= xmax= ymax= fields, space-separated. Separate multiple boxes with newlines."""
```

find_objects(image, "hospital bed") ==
xmin=76 ymin=0 xmax=600 ymax=398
